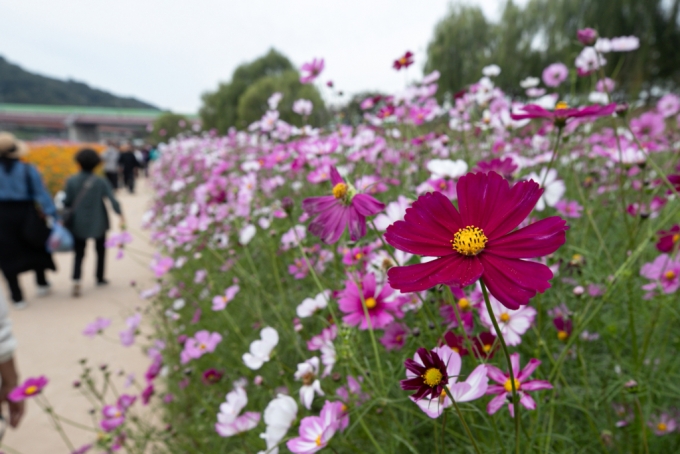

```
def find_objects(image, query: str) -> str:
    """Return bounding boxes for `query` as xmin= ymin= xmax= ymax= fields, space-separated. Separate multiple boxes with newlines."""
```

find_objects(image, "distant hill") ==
xmin=0 ymin=56 xmax=157 ymax=109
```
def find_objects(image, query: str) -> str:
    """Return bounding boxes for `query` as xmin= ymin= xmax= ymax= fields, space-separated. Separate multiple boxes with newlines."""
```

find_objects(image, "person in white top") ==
xmin=0 ymin=291 xmax=23 ymax=430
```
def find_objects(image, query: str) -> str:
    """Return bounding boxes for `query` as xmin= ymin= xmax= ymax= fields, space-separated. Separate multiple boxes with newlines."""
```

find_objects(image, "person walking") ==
xmin=117 ymin=143 xmax=139 ymax=194
xmin=64 ymin=148 xmax=125 ymax=297
xmin=0 ymin=291 xmax=25 ymax=429
xmin=101 ymin=141 xmax=120 ymax=190
xmin=0 ymin=132 xmax=56 ymax=310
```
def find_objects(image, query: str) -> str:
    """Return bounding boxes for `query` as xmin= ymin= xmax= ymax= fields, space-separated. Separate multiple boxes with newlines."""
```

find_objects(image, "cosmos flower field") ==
xmin=16 ymin=30 xmax=680 ymax=453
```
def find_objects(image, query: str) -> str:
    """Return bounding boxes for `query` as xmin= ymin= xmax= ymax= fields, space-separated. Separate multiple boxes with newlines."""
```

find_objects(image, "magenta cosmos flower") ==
xmin=511 ymin=101 xmax=616 ymax=127
xmin=302 ymin=167 xmax=385 ymax=244
xmin=542 ymin=63 xmax=569 ymax=87
xmin=401 ymin=347 xmax=449 ymax=401
xmin=287 ymin=400 xmax=341 ymax=453
xmin=393 ymin=51 xmax=414 ymax=70
xmin=300 ymin=58 xmax=325 ymax=84
xmin=338 ymin=272 xmax=399 ymax=330
xmin=385 ymin=171 xmax=568 ymax=309
xmin=180 ymin=330 xmax=222 ymax=364
xmin=656 ymin=225 xmax=680 ymax=253
xmin=486 ymin=353 xmax=552 ymax=417
xmin=9 ymin=376 xmax=48 ymax=401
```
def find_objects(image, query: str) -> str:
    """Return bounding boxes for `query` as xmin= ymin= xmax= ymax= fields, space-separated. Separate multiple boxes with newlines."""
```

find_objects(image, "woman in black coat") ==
xmin=0 ymin=133 xmax=56 ymax=309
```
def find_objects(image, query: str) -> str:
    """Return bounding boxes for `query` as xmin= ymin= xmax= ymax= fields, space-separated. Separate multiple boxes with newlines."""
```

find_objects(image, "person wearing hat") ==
xmin=64 ymin=149 xmax=125 ymax=297
xmin=0 ymin=132 xmax=57 ymax=309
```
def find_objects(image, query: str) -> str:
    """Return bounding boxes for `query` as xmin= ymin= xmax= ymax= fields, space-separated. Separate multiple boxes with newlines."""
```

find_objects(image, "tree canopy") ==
xmin=200 ymin=49 xmax=326 ymax=132
xmin=425 ymin=0 xmax=680 ymax=98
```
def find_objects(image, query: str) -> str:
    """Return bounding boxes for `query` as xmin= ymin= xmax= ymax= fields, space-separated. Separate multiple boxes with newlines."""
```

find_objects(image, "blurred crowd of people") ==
xmin=101 ymin=141 xmax=158 ymax=194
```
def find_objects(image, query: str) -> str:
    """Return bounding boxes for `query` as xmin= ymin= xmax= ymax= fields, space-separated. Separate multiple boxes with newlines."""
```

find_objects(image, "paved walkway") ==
xmin=2 ymin=179 xmax=157 ymax=453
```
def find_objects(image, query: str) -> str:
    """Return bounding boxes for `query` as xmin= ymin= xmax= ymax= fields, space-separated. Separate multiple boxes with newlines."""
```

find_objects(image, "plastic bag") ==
xmin=47 ymin=223 xmax=74 ymax=253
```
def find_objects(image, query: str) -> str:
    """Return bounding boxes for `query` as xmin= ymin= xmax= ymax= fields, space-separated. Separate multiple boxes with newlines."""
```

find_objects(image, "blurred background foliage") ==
xmin=426 ymin=0 xmax=680 ymax=99
xmin=200 ymin=49 xmax=326 ymax=132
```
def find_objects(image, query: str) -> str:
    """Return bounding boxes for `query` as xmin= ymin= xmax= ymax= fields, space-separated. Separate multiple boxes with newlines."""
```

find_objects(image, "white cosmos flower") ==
xmin=426 ymin=159 xmax=468 ymax=180
xmin=525 ymin=168 xmax=565 ymax=211
xmin=296 ymin=291 xmax=329 ymax=318
xmin=243 ymin=327 xmax=279 ymax=370
xmin=215 ymin=386 xmax=261 ymax=438
xmin=258 ymin=394 xmax=298 ymax=454
xmin=239 ymin=224 xmax=257 ymax=245
xmin=294 ymin=357 xmax=324 ymax=409
xmin=479 ymin=296 xmax=537 ymax=346
xmin=482 ymin=64 xmax=501 ymax=77
xmin=373 ymin=195 xmax=410 ymax=231
xmin=520 ymin=76 xmax=540 ymax=89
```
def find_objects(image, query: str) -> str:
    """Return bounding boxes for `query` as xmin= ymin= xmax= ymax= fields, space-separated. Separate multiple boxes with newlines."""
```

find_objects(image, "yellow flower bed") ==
xmin=23 ymin=142 xmax=105 ymax=195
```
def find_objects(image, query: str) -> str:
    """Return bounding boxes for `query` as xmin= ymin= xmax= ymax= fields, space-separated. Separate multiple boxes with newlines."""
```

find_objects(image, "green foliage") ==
xmin=200 ymin=49 xmax=328 ymax=132
xmin=237 ymin=70 xmax=327 ymax=127
xmin=426 ymin=0 xmax=680 ymax=96
xmin=0 ymin=55 xmax=156 ymax=108
xmin=150 ymin=112 xmax=192 ymax=144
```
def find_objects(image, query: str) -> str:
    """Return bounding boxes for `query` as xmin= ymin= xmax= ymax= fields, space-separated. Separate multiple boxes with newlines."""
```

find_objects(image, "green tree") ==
xmin=237 ymin=70 xmax=327 ymax=128
xmin=150 ymin=112 xmax=192 ymax=144
xmin=200 ymin=49 xmax=295 ymax=132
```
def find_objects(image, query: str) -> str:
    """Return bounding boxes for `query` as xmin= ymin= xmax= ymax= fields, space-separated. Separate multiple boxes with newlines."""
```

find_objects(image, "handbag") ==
xmin=61 ymin=175 xmax=96 ymax=228
xmin=21 ymin=164 xmax=52 ymax=250
xmin=47 ymin=222 xmax=74 ymax=252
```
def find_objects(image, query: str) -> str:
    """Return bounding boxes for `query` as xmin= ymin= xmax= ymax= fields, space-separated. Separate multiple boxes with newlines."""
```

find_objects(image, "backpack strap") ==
xmin=70 ymin=175 xmax=97 ymax=212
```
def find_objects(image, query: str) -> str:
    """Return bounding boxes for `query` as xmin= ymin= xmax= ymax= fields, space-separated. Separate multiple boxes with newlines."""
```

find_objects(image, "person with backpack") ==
xmin=0 ymin=132 xmax=56 ymax=310
xmin=63 ymin=148 xmax=125 ymax=297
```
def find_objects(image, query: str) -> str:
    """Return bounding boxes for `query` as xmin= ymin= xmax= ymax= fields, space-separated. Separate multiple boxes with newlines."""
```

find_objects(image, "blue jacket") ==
xmin=0 ymin=159 xmax=57 ymax=217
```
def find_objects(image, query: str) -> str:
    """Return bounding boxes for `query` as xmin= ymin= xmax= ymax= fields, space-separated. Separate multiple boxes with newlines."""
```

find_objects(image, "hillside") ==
xmin=0 ymin=56 xmax=157 ymax=109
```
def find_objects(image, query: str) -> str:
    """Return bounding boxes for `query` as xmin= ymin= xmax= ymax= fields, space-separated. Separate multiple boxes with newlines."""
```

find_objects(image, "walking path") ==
xmin=2 ymin=179 xmax=157 ymax=453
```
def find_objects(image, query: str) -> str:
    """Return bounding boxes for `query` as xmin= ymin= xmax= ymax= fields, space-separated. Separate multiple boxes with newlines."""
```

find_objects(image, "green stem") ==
xmin=36 ymin=396 xmax=75 ymax=452
xmin=480 ymin=280 xmax=520 ymax=454
xmin=539 ymin=127 xmax=563 ymax=189
xmin=444 ymin=387 xmax=482 ymax=454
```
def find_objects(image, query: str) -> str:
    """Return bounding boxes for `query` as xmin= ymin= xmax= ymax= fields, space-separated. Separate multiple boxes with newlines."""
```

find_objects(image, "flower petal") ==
xmin=517 ymin=358 xmax=541 ymax=382
xmin=520 ymin=380 xmax=553 ymax=391
xmin=353 ymin=194 xmax=385 ymax=217
xmin=480 ymin=254 xmax=554 ymax=309
xmin=487 ymin=217 xmax=568 ymax=258
xmin=486 ymin=393 xmax=507 ymax=415
xmin=519 ymin=393 xmax=536 ymax=410
xmin=388 ymin=255 xmax=482 ymax=293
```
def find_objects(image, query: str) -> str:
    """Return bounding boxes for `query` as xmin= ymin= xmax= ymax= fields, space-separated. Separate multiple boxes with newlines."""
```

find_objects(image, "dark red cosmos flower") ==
xmin=443 ymin=331 xmax=468 ymax=356
xmin=656 ymin=224 xmax=680 ymax=253
xmin=393 ymin=51 xmax=414 ymax=70
xmin=552 ymin=317 xmax=573 ymax=342
xmin=385 ymin=171 xmax=568 ymax=309
xmin=202 ymin=368 xmax=224 ymax=385
xmin=472 ymin=332 xmax=498 ymax=359
xmin=511 ymin=101 xmax=616 ymax=128
xmin=401 ymin=347 xmax=449 ymax=401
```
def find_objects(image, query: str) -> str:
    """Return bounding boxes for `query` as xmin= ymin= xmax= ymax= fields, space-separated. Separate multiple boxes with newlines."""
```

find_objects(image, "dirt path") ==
xmin=2 ymin=179 xmax=158 ymax=454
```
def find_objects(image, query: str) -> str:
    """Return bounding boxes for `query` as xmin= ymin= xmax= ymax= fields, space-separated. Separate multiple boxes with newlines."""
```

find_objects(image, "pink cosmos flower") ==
xmin=473 ymin=157 xmax=518 ymax=180
xmin=511 ymin=102 xmax=616 ymax=127
xmin=100 ymin=404 xmax=126 ymax=432
xmin=338 ymin=272 xmax=400 ymax=330
xmin=542 ymin=63 xmax=569 ymax=87
xmin=211 ymin=285 xmax=240 ymax=311
xmin=287 ymin=400 xmax=341 ymax=453
xmin=141 ymin=384 xmax=154 ymax=405
xmin=656 ymin=225 xmax=680 ymax=253
xmin=385 ymin=172 xmax=568 ymax=309
xmin=479 ymin=296 xmax=536 ymax=346
xmin=379 ymin=322 xmax=408 ymax=350
xmin=300 ymin=58 xmax=325 ymax=84
xmin=151 ymin=255 xmax=174 ymax=278
xmin=657 ymin=93 xmax=680 ymax=118
xmin=8 ymin=376 xmax=48 ymax=401
xmin=302 ymin=166 xmax=385 ymax=244
xmin=554 ymin=200 xmax=583 ymax=218
xmin=119 ymin=313 xmax=142 ymax=347
xmin=180 ymin=330 xmax=222 ymax=364
xmin=640 ymin=254 xmax=680 ymax=295
xmin=630 ymin=111 xmax=666 ymax=139
xmin=648 ymin=413 xmax=677 ymax=436
xmin=82 ymin=317 xmax=112 ymax=338
xmin=486 ymin=353 xmax=552 ymax=417
xmin=412 ymin=346 xmax=488 ymax=419
xmin=577 ymin=28 xmax=598 ymax=45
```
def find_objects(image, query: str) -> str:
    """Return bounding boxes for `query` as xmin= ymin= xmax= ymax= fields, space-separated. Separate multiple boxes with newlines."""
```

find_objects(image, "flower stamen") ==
xmin=504 ymin=378 xmax=521 ymax=393
xmin=364 ymin=297 xmax=377 ymax=309
xmin=451 ymin=226 xmax=488 ymax=256
xmin=422 ymin=368 xmax=443 ymax=387
xmin=332 ymin=183 xmax=348 ymax=199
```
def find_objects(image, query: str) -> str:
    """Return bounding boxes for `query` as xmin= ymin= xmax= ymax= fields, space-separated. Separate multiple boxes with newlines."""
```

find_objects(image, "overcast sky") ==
xmin=1 ymin=0 xmax=521 ymax=113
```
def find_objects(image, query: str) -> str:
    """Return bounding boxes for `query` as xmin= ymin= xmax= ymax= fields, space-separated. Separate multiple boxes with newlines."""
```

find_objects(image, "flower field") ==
xmin=23 ymin=142 xmax=105 ymax=195
xmin=15 ymin=29 xmax=680 ymax=453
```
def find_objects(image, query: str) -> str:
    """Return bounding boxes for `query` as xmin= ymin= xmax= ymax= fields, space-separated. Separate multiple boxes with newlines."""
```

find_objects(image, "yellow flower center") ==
xmin=557 ymin=330 xmax=569 ymax=341
xmin=395 ymin=335 xmax=403 ymax=342
xmin=572 ymin=253 xmax=583 ymax=261
xmin=500 ymin=313 xmax=511 ymax=323
xmin=483 ymin=343 xmax=492 ymax=353
xmin=302 ymin=372 xmax=315 ymax=386
xmin=25 ymin=385 xmax=38 ymax=395
xmin=673 ymin=234 xmax=680 ymax=243
xmin=452 ymin=347 xmax=459 ymax=353
xmin=355 ymin=252 xmax=363 ymax=260
xmin=555 ymin=101 xmax=569 ymax=110
xmin=451 ymin=226 xmax=488 ymax=256
xmin=504 ymin=378 xmax=521 ymax=393
xmin=315 ymin=434 xmax=322 ymax=446
xmin=364 ymin=297 xmax=377 ymax=309
xmin=199 ymin=343 xmax=206 ymax=350
xmin=332 ymin=183 xmax=348 ymax=199
xmin=458 ymin=298 xmax=470 ymax=311
xmin=341 ymin=404 xmax=348 ymax=413
xmin=664 ymin=270 xmax=676 ymax=280
xmin=399 ymin=57 xmax=408 ymax=65
xmin=657 ymin=422 xmax=668 ymax=432
xmin=422 ymin=368 xmax=444 ymax=387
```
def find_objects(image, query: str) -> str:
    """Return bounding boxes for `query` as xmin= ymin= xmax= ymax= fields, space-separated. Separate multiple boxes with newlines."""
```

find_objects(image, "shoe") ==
xmin=12 ymin=301 xmax=27 ymax=310
xmin=72 ymin=282 xmax=81 ymax=298
xmin=36 ymin=285 xmax=51 ymax=297
xmin=96 ymin=279 xmax=109 ymax=287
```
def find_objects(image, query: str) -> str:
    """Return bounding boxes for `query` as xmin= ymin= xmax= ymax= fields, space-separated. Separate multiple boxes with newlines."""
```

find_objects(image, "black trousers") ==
xmin=2 ymin=269 xmax=48 ymax=303
xmin=122 ymin=170 xmax=135 ymax=194
xmin=105 ymin=171 xmax=119 ymax=190
xmin=73 ymin=236 xmax=106 ymax=282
